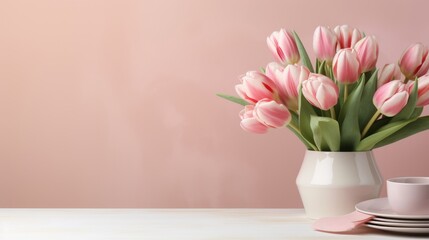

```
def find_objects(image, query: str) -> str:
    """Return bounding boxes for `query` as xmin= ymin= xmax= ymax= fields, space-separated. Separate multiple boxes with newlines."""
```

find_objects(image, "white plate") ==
xmin=374 ymin=217 xmax=429 ymax=223
xmin=356 ymin=198 xmax=429 ymax=219
xmin=366 ymin=223 xmax=429 ymax=234
xmin=369 ymin=220 xmax=429 ymax=227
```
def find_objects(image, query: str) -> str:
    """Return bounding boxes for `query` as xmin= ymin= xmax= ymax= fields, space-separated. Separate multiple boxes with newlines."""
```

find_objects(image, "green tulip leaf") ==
xmin=359 ymin=70 xmax=378 ymax=130
xmin=290 ymin=111 xmax=299 ymax=127
xmin=339 ymin=77 xmax=365 ymax=150
xmin=410 ymin=107 xmax=424 ymax=119
xmin=334 ymin=84 xmax=344 ymax=116
xmin=374 ymin=116 xmax=429 ymax=148
xmin=293 ymin=31 xmax=314 ymax=73
xmin=299 ymin=87 xmax=317 ymax=149
xmin=337 ymin=76 xmax=361 ymax=113
xmin=347 ymin=81 xmax=359 ymax=95
xmin=357 ymin=118 xmax=415 ymax=151
xmin=216 ymin=93 xmax=248 ymax=106
xmin=310 ymin=116 xmax=340 ymax=151
xmin=364 ymin=69 xmax=377 ymax=83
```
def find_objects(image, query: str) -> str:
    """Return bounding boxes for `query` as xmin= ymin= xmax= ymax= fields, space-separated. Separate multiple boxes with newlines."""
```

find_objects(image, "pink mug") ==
xmin=387 ymin=177 xmax=429 ymax=215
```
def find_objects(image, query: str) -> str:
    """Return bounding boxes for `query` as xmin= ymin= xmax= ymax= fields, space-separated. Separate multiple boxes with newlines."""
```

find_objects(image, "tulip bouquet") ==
xmin=218 ymin=25 xmax=429 ymax=151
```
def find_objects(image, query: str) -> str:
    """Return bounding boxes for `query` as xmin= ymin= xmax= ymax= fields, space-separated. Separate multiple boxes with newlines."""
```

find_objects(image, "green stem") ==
xmin=362 ymin=110 xmax=381 ymax=137
xmin=330 ymin=107 xmax=336 ymax=120
xmin=330 ymin=68 xmax=335 ymax=81
xmin=344 ymin=84 xmax=348 ymax=103
xmin=404 ymin=77 xmax=409 ymax=84
xmin=326 ymin=64 xmax=334 ymax=81
xmin=288 ymin=122 xmax=300 ymax=132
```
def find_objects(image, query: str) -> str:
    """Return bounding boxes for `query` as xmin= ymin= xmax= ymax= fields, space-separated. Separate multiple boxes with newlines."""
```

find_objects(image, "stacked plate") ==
xmin=356 ymin=198 xmax=429 ymax=234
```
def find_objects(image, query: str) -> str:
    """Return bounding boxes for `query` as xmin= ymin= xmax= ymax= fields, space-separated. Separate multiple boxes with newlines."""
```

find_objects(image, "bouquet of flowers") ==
xmin=218 ymin=25 xmax=429 ymax=151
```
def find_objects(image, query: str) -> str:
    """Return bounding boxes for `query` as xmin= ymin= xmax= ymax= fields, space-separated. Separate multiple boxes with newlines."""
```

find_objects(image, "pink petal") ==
xmin=240 ymin=118 xmax=268 ymax=134
xmin=380 ymin=91 xmax=409 ymax=116
xmin=313 ymin=211 xmax=373 ymax=233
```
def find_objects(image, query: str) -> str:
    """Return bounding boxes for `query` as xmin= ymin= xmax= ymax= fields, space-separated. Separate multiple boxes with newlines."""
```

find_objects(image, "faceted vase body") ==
xmin=296 ymin=150 xmax=382 ymax=219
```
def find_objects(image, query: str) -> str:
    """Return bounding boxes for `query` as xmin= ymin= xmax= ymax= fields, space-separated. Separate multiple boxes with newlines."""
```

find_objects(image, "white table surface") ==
xmin=0 ymin=208 xmax=424 ymax=239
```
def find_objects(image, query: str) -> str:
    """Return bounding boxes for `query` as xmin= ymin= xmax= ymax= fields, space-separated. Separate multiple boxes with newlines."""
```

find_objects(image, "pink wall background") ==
xmin=0 ymin=0 xmax=428 ymax=207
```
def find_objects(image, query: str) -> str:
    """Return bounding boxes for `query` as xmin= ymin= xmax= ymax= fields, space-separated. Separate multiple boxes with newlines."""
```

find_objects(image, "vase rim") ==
xmin=305 ymin=150 xmax=373 ymax=153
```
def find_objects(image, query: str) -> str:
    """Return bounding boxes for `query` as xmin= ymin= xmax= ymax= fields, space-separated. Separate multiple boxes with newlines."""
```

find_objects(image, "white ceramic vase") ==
xmin=296 ymin=150 xmax=382 ymax=219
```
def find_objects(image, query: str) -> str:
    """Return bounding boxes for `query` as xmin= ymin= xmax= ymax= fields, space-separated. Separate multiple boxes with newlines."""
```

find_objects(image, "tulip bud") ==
xmin=333 ymin=25 xmax=363 ymax=49
xmin=254 ymin=99 xmax=291 ymax=128
xmin=354 ymin=36 xmax=379 ymax=72
xmin=235 ymin=71 xmax=278 ymax=104
xmin=267 ymin=29 xmax=300 ymax=65
xmin=378 ymin=63 xmax=402 ymax=88
xmin=302 ymin=73 xmax=339 ymax=110
xmin=313 ymin=26 xmax=338 ymax=62
xmin=239 ymin=105 xmax=269 ymax=134
xmin=398 ymin=43 xmax=429 ymax=79
xmin=407 ymin=75 xmax=429 ymax=107
xmin=265 ymin=62 xmax=310 ymax=111
xmin=373 ymin=80 xmax=409 ymax=116
xmin=333 ymin=48 xmax=360 ymax=84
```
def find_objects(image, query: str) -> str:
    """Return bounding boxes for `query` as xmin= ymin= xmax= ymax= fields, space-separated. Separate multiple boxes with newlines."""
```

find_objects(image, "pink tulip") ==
xmin=235 ymin=71 xmax=278 ymax=104
xmin=354 ymin=36 xmax=379 ymax=73
xmin=373 ymin=80 xmax=409 ymax=116
xmin=302 ymin=73 xmax=339 ymax=110
xmin=313 ymin=26 xmax=338 ymax=62
xmin=378 ymin=63 xmax=402 ymax=88
xmin=333 ymin=25 xmax=362 ymax=49
xmin=265 ymin=62 xmax=310 ymax=111
xmin=239 ymin=105 xmax=269 ymax=134
xmin=398 ymin=43 xmax=429 ymax=79
xmin=254 ymin=99 xmax=291 ymax=128
xmin=267 ymin=29 xmax=300 ymax=65
xmin=333 ymin=48 xmax=360 ymax=84
xmin=407 ymin=75 xmax=429 ymax=107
